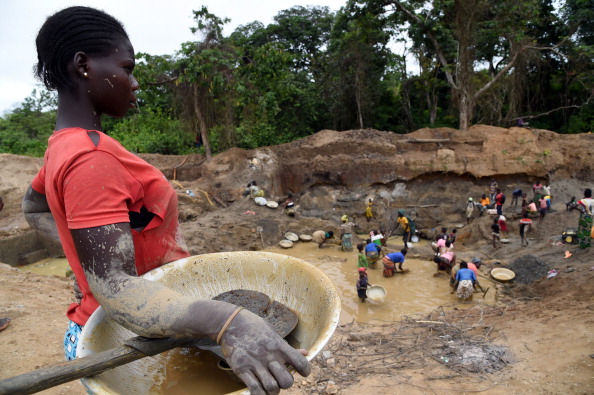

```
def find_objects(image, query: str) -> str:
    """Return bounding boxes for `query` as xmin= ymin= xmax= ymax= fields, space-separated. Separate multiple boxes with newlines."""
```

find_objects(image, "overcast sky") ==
xmin=0 ymin=0 xmax=347 ymax=114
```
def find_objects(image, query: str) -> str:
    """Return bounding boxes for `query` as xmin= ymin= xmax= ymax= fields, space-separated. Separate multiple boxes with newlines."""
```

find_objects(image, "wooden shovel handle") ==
xmin=0 ymin=336 xmax=192 ymax=395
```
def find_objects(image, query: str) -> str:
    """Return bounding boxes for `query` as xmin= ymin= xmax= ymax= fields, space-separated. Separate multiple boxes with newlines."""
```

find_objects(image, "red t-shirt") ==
xmin=495 ymin=193 xmax=503 ymax=206
xmin=32 ymin=128 xmax=189 ymax=325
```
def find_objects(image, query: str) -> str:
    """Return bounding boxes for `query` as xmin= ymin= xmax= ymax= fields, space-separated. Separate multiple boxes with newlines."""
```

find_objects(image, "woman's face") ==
xmin=86 ymin=38 xmax=139 ymax=118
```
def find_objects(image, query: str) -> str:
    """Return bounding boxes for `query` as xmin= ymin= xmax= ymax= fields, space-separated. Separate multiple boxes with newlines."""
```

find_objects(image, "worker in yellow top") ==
xmin=396 ymin=210 xmax=411 ymax=248
xmin=365 ymin=199 xmax=374 ymax=222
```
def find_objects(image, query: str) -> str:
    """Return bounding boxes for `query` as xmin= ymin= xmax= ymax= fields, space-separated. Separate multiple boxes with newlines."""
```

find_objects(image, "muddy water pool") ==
xmin=21 ymin=257 xmax=70 ymax=277
xmin=269 ymin=238 xmax=495 ymax=325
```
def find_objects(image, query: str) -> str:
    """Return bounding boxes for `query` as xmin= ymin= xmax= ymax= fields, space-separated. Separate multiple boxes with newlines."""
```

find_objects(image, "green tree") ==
xmin=108 ymin=109 xmax=191 ymax=155
xmin=175 ymin=6 xmax=240 ymax=158
xmin=557 ymin=0 xmax=594 ymax=133
xmin=230 ymin=6 xmax=337 ymax=143
xmin=235 ymin=42 xmax=295 ymax=147
xmin=564 ymin=0 xmax=594 ymax=46
xmin=367 ymin=0 xmax=568 ymax=130
xmin=268 ymin=6 xmax=335 ymax=74
xmin=0 ymin=88 xmax=57 ymax=156
xmin=325 ymin=1 xmax=395 ymax=130
xmin=134 ymin=53 xmax=179 ymax=116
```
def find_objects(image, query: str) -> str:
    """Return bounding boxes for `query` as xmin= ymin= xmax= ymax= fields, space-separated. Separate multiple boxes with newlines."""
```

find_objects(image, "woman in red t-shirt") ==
xmin=22 ymin=7 xmax=309 ymax=393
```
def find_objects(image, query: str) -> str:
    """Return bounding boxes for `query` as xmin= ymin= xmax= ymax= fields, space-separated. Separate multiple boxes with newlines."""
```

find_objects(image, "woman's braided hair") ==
xmin=35 ymin=6 xmax=129 ymax=91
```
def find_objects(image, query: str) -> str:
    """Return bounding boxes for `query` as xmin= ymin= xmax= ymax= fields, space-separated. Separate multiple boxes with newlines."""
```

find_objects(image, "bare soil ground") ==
xmin=1 ymin=125 xmax=593 ymax=394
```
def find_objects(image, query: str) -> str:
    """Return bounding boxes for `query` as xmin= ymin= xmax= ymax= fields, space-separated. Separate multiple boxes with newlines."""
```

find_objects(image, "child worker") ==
xmin=356 ymin=267 xmax=371 ymax=302
xmin=357 ymin=243 xmax=369 ymax=269
xmin=491 ymin=218 xmax=502 ymax=248
xmin=21 ymin=7 xmax=309 ymax=394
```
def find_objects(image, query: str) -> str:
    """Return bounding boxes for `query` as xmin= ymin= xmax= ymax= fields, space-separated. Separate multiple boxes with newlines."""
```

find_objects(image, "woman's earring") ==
xmin=83 ymin=72 xmax=88 ymax=77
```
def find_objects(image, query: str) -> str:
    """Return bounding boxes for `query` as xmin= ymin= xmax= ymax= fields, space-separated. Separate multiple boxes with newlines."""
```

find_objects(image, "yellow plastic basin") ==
xmin=490 ymin=267 xmax=516 ymax=282
xmin=77 ymin=252 xmax=341 ymax=394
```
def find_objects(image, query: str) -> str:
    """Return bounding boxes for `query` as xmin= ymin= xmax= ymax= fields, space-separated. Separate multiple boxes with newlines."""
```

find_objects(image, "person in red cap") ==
xmin=356 ymin=267 xmax=370 ymax=302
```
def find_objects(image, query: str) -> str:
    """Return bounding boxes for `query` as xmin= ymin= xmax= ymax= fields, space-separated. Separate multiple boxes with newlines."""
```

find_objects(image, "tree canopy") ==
xmin=2 ymin=1 xmax=592 ymax=157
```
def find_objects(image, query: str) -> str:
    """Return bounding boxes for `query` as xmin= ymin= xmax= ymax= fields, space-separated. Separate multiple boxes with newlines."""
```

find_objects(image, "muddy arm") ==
xmin=72 ymin=223 xmax=239 ymax=338
xmin=22 ymin=185 xmax=60 ymax=244
xmin=72 ymin=223 xmax=310 ymax=394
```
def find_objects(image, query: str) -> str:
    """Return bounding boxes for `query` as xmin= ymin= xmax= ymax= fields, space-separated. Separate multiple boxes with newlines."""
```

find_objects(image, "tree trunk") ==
xmin=424 ymin=82 xmax=438 ymax=126
xmin=193 ymin=86 xmax=212 ymax=159
xmin=401 ymin=75 xmax=415 ymax=130
xmin=355 ymin=71 xmax=364 ymax=129
xmin=459 ymin=93 xmax=472 ymax=131
xmin=429 ymin=94 xmax=437 ymax=126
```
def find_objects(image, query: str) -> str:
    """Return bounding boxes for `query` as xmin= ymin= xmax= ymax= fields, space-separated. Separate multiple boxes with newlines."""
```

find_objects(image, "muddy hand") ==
xmin=220 ymin=309 xmax=311 ymax=395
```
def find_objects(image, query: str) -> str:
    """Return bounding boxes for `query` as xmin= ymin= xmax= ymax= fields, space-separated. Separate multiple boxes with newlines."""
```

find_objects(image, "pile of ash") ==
xmin=507 ymin=255 xmax=549 ymax=284
xmin=442 ymin=344 xmax=511 ymax=373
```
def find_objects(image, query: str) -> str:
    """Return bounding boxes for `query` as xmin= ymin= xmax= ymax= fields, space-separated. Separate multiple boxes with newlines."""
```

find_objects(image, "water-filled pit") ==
xmin=269 ymin=237 xmax=495 ymax=325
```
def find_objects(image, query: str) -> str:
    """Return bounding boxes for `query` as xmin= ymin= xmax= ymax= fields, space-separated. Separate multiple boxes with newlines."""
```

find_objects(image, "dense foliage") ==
xmin=1 ymin=0 xmax=592 ymax=157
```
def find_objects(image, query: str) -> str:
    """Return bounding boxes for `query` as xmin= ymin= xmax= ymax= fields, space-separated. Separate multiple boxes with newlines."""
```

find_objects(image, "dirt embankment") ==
xmin=2 ymin=125 xmax=593 ymax=254
xmin=1 ymin=125 xmax=593 ymax=394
